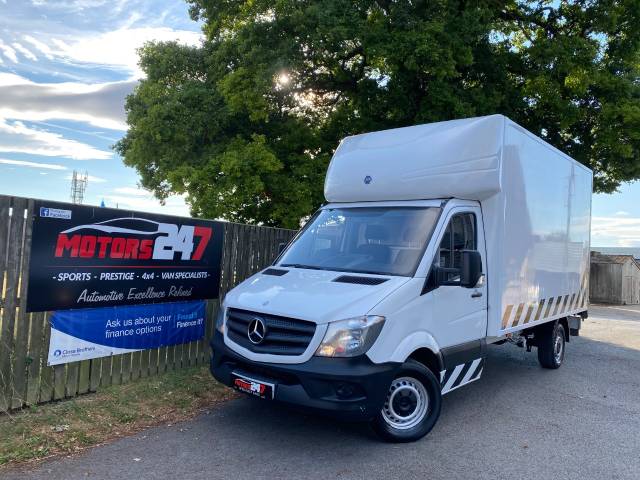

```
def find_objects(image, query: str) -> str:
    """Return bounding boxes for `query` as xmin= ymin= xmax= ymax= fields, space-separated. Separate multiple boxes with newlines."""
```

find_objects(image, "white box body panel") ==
xmin=494 ymin=122 xmax=592 ymax=336
xmin=324 ymin=115 xmax=592 ymax=338
xmin=325 ymin=115 xmax=504 ymax=203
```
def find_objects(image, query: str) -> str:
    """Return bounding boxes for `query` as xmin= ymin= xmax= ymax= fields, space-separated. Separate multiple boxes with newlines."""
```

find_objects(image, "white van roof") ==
xmin=324 ymin=114 xmax=508 ymax=203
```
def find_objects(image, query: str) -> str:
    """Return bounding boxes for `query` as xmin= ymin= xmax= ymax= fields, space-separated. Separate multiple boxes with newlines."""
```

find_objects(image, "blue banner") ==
xmin=48 ymin=301 xmax=206 ymax=365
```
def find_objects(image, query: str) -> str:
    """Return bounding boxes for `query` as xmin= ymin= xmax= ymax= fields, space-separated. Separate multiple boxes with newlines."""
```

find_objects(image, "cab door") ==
xmin=429 ymin=206 xmax=487 ymax=349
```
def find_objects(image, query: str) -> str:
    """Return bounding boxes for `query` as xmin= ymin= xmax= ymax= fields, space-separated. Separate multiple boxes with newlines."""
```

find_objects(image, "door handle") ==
xmin=471 ymin=291 xmax=483 ymax=298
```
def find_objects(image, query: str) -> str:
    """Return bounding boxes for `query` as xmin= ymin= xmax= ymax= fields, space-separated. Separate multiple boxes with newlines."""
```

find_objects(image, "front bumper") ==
xmin=210 ymin=331 xmax=400 ymax=421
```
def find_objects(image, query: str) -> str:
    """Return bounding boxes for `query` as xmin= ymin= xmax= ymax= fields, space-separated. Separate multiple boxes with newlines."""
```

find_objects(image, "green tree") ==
xmin=116 ymin=0 xmax=640 ymax=228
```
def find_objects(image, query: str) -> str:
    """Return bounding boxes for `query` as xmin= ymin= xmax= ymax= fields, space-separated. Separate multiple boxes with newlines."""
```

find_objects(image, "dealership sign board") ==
xmin=48 ymin=301 xmax=206 ymax=365
xmin=27 ymin=201 xmax=224 ymax=312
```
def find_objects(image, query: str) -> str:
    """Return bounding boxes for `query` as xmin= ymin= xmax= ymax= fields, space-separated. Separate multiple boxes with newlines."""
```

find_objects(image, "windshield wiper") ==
xmin=281 ymin=263 xmax=327 ymax=271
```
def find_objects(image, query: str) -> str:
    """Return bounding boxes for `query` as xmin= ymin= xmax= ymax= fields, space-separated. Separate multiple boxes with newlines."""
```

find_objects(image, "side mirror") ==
xmin=460 ymin=250 xmax=483 ymax=288
xmin=431 ymin=250 xmax=483 ymax=289
xmin=278 ymin=242 xmax=287 ymax=254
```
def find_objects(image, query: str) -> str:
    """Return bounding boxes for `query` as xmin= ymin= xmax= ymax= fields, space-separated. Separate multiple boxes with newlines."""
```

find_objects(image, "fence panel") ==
xmin=25 ymin=311 xmax=45 ymax=404
xmin=10 ymin=198 xmax=33 ymax=408
xmin=0 ymin=196 xmax=13 ymax=411
xmin=38 ymin=312 xmax=54 ymax=402
xmin=0 ymin=196 xmax=296 ymax=411
xmin=0 ymin=196 xmax=28 ymax=410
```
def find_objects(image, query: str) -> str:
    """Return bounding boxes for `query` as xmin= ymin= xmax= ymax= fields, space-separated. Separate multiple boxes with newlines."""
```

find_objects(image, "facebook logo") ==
xmin=40 ymin=207 xmax=72 ymax=219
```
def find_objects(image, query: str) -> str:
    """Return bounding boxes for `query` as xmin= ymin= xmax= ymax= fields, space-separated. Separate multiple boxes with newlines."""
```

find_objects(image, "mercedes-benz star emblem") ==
xmin=247 ymin=318 xmax=266 ymax=345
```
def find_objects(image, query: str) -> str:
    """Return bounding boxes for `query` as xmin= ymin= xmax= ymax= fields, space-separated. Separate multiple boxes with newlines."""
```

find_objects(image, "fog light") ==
xmin=335 ymin=382 xmax=364 ymax=400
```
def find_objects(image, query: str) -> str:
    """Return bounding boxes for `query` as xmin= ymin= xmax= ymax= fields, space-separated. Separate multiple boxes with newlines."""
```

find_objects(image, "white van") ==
xmin=211 ymin=114 xmax=592 ymax=442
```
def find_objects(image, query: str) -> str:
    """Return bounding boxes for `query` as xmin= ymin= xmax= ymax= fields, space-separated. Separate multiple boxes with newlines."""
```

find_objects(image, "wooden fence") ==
xmin=0 ymin=195 xmax=296 ymax=411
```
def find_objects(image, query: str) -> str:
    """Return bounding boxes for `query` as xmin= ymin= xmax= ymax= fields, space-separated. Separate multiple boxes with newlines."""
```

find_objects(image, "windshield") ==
xmin=279 ymin=207 xmax=441 ymax=276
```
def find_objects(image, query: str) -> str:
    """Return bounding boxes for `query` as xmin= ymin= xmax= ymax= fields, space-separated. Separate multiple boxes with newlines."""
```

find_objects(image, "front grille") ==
xmin=226 ymin=308 xmax=316 ymax=356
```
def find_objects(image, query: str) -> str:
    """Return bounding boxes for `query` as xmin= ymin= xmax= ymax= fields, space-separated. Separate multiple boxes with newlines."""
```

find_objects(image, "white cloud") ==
xmin=11 ymin=42 xmax=37 ymax=61
xmin=0 ymin=73 xmax=30 ymax=87
xmin=0 ymin=74 xmax=134 ymax=130
xmin=0 ymin=158 xmax=67 ymax=170
xmin=31 ymin=0 xmax=113 ymax=10
xmin=0 ymin=40 xmax=18 ymax=63
xmin=23 ymin=35 xmax=54 ymax=60
xmin=50 ymin=38 xmax=70 ymax=51
xmin=64 ymin=173 xmax=107 ymax=183
xmin=614 ymin=211 xmax=630 ymax=217
xmin=8 ymin=26 xmax=201 ymax=77
xmin=0 ymin=119 xmax=112 ymax=160
xmin=53 ymin=26 xmax=202 ymax=77
xmin=113 ymin=186 xmax=151 ymax=196
xmin=103 ymin=193 xmax=190 ymax=217
xmin=592 ymin=216 xmax=640 ymax=247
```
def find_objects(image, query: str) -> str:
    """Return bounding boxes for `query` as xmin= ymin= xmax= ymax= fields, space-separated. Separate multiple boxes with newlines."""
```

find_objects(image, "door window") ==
xmin=437 ymin=213 xmax=477 ymax=283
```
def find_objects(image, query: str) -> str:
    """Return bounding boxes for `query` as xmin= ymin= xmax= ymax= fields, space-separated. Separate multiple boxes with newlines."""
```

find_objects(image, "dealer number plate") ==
xmin=231 ymin=372 xmax=275 ymax=400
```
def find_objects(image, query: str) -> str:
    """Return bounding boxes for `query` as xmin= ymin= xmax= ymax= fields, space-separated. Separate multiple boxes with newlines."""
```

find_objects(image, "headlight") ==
xmin=315 ymin=316 xmax=385 ymax=358
xmin=215 ymin=306 xmax=226 ymax=334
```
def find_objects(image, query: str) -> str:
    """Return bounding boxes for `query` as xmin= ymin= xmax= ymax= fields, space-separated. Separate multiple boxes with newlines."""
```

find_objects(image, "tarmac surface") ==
xmin=4 ymin=305 xmax=640 ymax=480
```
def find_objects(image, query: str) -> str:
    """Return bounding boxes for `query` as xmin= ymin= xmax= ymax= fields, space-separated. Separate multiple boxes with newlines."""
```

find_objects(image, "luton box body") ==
xmin=324 ymin=114 xmax=593 ymax=337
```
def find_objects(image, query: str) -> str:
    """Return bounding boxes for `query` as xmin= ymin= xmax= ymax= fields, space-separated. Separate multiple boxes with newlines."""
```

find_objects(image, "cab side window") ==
xmin=437 ymin=213 xmax=477 ymax=282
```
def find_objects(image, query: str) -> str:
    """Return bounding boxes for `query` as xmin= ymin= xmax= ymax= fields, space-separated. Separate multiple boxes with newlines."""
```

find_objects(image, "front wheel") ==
xmin=370 ymin=359 xmax=442 ymax=442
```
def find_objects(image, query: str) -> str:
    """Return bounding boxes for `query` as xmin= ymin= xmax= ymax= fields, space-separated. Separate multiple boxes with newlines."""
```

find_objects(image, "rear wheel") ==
xmin=537 ymin=322 xmax=566 ymax=369
xmin=370 ymin=359 xmax=441 ymax=442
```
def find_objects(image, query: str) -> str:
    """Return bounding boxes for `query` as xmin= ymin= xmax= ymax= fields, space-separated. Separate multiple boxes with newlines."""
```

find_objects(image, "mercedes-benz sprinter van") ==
xmin=211 ymin=114 xmax=592 ymax=442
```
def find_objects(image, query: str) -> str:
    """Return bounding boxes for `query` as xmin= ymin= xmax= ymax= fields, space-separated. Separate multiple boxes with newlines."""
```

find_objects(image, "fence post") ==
xmin=11 ymin=198 xmax=34 ymax=408
xmin=0 ymin=196 xmax=13 ymax=411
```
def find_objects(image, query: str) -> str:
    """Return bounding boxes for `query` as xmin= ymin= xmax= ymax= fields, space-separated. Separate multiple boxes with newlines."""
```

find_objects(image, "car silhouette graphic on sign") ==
xmin=61 ymin=217 xmax=164 ymax=235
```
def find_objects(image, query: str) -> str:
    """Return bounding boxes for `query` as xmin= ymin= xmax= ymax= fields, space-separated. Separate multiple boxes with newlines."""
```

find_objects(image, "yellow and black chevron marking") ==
xmin=501 ymin=272 xmax=588 ymax=330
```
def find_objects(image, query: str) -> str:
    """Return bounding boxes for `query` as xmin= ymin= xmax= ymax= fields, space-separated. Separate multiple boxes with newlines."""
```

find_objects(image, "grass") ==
xmin=0 ymin=366 xmax=236 ymax=469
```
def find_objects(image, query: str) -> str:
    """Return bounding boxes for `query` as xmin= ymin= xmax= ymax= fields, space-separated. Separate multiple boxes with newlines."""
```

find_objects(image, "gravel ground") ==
xmin=4 ymin=304 xmax=639 ymax=480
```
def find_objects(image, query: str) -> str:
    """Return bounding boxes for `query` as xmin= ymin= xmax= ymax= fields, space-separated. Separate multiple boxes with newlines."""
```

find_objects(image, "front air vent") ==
xmin=262 ymin=268 xmax=289 ymax=276
xmin=333 ymin=275 xmax=389 ymax=285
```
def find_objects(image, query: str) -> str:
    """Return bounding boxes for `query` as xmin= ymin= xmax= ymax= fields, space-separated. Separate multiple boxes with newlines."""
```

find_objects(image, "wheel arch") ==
xmin=533 ymin=318 xmax=570 ymax=343
xmin=386 ymin=331 xmax=442 ymax=368
xmin=408 ymin=348 xmax=444 ymax=377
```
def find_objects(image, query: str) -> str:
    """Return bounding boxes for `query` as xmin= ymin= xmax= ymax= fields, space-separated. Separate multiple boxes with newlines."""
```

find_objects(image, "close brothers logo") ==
xmin=53 ymin=217 xmax=212 ymax=261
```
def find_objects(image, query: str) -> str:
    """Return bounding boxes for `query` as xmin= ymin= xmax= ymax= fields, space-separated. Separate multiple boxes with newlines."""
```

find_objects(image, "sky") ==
xmin=0 ymin=0 xmax=201 ymax=217
xmin=0 ymin=0 xmax=637 ymax=247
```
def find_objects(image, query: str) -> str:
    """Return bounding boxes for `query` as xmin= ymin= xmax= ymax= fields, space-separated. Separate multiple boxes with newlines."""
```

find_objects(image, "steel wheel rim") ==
xmin=381 ymin=376 xmax=429 ymax=430
xmin=554 ymin=331 xmax=564 ymax=364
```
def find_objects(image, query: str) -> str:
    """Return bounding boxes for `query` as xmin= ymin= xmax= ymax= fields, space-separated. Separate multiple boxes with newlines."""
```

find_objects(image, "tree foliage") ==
xmin=116 ymin=0 xmax=640 ymax=228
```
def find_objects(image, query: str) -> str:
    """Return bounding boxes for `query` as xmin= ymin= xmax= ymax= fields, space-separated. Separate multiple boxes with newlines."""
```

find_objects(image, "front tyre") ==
xmin=371 ymin=359 xmax=442 ymax=443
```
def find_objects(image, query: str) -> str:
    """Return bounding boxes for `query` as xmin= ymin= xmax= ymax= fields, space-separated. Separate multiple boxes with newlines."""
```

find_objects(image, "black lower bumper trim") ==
xmin=210 ymin=331 xmax=400 ymax=421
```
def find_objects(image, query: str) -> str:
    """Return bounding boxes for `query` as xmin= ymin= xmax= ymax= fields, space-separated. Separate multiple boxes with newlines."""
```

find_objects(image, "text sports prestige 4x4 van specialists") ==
xmin=210 ymin=115 xmax=592 ymax=442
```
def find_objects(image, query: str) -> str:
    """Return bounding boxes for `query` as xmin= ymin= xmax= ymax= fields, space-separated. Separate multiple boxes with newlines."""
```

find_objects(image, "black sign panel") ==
xmin=26 ymin=200 xmax=224 ymax=312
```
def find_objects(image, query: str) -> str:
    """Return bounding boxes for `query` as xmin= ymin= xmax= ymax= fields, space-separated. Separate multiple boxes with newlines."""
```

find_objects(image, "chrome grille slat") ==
xmin=229 ymin=310 xmax=315 ymax=334
xmin=226 ymin=308 xmax=316 ymax=355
